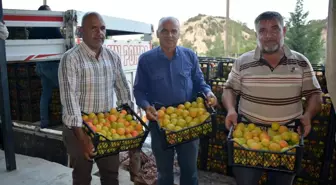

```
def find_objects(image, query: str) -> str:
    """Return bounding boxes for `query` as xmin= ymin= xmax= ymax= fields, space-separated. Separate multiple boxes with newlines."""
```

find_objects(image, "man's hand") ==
xmin=145 ymin=106 xmax=157 ymax=121
xmin=206 ymin=91 xmax=218 ymax=107
xmin=298 ymin=113 xmax=312 ymax=137
xmin=73 ymin=128 xmax=96 ymax=161
xmin=225 ymin=109 xmax=238 ymax=130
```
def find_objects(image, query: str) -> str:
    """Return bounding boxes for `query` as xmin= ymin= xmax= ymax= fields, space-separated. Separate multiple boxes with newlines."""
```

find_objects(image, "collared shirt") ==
xmin=224 ymin=45 xmax=322 ymax=124
xmin=59 ymin=42 xmax=132 ymax=127
xmin=133 ymin=46 xmax=211 ymax=109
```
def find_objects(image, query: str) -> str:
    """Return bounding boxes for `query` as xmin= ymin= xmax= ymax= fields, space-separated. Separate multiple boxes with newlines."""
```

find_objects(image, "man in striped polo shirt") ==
xmin=222 ymin=11 xmax=322 ymax=185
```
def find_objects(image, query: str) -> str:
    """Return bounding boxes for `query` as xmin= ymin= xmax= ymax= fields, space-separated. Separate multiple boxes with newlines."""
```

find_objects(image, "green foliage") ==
xmin=181 ymin=39 xmax=196 ymax=50
xmin=206 ymin=34 xmax=225 ymax=57
xmin=226 ymin=20 xmax=257 ymax=56
xmin=186 ymin=14 xmax=205 ymax=23
xmin=152 ymin=40 xmax=159 ymax=48
xmin=285 ymin=0 xmax=324 ymax=64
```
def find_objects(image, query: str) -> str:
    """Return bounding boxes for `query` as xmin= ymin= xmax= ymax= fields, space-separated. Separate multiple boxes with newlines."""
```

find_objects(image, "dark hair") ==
xmin=254 ymin=11 xmax=284 ymax=29
xmin=81 ymin=12 xmax=102 ymax=27
xmin=38 ymin=5 xmax=50 ymax=11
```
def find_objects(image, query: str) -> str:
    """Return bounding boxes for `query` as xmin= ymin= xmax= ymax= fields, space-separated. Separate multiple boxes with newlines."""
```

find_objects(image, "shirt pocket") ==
xmin=178 ymin=70 xmax=192 ymax=88
xmin=150 ymin=73 xmax=166 ymax=91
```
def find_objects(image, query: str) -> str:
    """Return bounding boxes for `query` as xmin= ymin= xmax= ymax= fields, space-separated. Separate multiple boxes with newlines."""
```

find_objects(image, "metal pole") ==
xmin=43 ymin=0 xmax=47 ymax=5
xmin=224 ymin=0 xmax=230 ymax=57
xmin=0 ymin=0 xmax=17 ymax=171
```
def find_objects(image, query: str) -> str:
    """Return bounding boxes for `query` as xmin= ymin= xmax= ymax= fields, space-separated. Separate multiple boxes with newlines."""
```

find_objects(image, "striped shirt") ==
xmin=224 ymin=45 xmax=321 ymax=124
xmin=58 ymin=42 xmax=132 ymax=128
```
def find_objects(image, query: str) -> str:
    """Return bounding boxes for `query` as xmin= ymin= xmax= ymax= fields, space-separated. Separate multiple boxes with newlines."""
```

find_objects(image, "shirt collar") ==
xmin=157 ymin=46 xmax=180 ymax=58
xmin=253 ymin=44 xmax=293 ymax=61
xmin=80 ymin=41 xmax=102 ymax=58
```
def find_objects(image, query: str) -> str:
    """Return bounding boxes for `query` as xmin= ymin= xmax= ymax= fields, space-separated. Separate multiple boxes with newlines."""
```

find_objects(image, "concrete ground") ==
xmin=0 ymin=150 xmax=236 ymax=185
xmin=0 ymin=150 xmax=133 ymax=185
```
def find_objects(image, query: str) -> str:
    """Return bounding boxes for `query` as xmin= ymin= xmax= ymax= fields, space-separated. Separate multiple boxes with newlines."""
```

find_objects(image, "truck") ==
xmin=1 ymin=8 xmax=153 ymax=167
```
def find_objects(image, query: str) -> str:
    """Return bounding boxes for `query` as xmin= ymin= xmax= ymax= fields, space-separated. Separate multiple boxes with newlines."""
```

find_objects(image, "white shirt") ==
xmin=58 ymin=42 xmax=132 ymax=127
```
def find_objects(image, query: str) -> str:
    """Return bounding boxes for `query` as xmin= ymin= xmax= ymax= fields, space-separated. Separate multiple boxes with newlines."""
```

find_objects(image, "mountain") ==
xmin=178 ymin=14 xmax=256 ymax=56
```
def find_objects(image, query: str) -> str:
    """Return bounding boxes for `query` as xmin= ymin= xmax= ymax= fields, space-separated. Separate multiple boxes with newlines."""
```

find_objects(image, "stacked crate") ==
xmin=293 ymin=95 xmax=335 ymax=185
xmin=217 ymin=58 xmax=235 ymax=80
xmin=327 ymin=147 xmax=336 ymax=184
xmin=312 ymin=64 xmax=327 ymax=93
xmin=205 ymin=108 xmax=229 ymax=175
xmin=198 ymin=57 xmax=220 ymax=82
xmin=197 ymin=57 xmax=236 ymax=176
xmin=7 ymin=63 xmax=62 ymax=124
xmin=49 ymin=88 xmax=62 ymax=124
xmin=7 ymin=63 xmax=42 ymax=122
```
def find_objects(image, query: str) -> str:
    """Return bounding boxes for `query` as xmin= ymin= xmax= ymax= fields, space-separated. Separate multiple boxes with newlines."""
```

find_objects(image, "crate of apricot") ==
xmin=82 ymin=104 xmax=149 ymax=159
xmin=155 ymin=93 xmax=216 ymax=149
xmin=227 ymin=118 xmax=304 ymax=174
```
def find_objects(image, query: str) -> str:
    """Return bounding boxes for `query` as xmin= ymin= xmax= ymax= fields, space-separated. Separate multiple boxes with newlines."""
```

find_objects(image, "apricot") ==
xmin=117 ymin=128 xmax=125 ymax=135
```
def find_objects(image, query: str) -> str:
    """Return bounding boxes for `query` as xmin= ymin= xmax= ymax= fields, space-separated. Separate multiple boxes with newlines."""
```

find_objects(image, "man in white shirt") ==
xmin=59 ymin=12 xmax=132 ymax=185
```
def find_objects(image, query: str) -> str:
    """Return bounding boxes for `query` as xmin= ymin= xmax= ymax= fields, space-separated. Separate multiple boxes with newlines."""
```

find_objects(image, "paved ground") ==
xmin=0 ymin=150 xmax=236 ymax=185
xmin=0 ymin=150 xmax=133 ymax=185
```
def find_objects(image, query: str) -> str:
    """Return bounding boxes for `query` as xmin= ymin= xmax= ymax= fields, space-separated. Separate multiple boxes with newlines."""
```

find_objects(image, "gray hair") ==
xmin=254 ymin=11 xmax=284 ymax=30
xmin=81 ymin=12 xmax=104 ymax=27
xmin=157 ymin=16 xmax=180 ymax=32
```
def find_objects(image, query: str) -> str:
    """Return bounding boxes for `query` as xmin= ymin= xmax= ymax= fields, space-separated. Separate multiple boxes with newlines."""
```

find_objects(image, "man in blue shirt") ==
xmin=134 ymin=17 xmax=217 ymax=185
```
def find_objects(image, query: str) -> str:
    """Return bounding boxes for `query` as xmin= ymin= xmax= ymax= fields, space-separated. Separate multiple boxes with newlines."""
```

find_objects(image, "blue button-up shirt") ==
xmin=133 ymin=46 xmax=211 ymax=109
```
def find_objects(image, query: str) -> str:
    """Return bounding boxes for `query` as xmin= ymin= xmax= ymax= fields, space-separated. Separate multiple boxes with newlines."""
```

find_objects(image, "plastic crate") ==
xmin=82 ymin=104 xmax=149 ymax=159
xmin=8 ymin=79 xmax=17 ymax=89
xmin=209 ymin=78 xmax=226 ymax=103
xmin=9 ymin=88 xmax=18 ymax=100
xmin=51 ymin=89 xmax=60 ymax=101
xmin=214 ymin=110 xmax=226 ymax=131
xmin=16 ymin=63 xmax=38 ymax=78
xmin=10 ymin=107 xmax=20 ymax=120
xmin=7 ymin=64 xmax=16 ymax=78
xmin=328 ymin=148 xmax=336 ymax=181
xmin=197 ymin=138 xmax=209 ymax=170
xmin=209 ymin=130 xmax=228 ymax=145
xmin=259 ymin=172 xmax=267 ymax=185
xmin=50 ymin=111 xmax=62 ymax=122
xmin=217 ymin=58 xmax=235 ymax=79
xmin=20 ymin=88 xmax=42 ymax=102
xmin=302 ymin=140 xmax=326 ymax=161
xmin=20 ymin=101 xmax=40 ymax=122
xmin=300 ymin=117 xmax=332 ymax=162
xmin=9 ymin=87 xmax=41 ymax=102
xmin=16 ymin=78 xmax=41 ymax=90
xmin=199 ymin=60 xmax=219 ymax=81
xmin=227 ymin=118 xmax=304 ymax=174
xmin=298 ymin=159 xmax=323 ymax=179
xmin=49 ymin=102 xmax=62 ymax=112
xmin=206 ymin=157 xmax=229 ymax=175
xmin=294 ymin=177 xmax=321 ymax=185
xmin=7 ymin=63 xmax=38 ymax=78
xmin=154 ymin=93 xmax=216 ymax=149
xmin=207 ymin=144 xmax=228 ymax=161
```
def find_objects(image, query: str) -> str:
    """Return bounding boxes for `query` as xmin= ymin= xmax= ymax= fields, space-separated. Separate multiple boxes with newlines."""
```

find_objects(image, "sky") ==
xmin=2 ymin=0 xmax=329 ymax=36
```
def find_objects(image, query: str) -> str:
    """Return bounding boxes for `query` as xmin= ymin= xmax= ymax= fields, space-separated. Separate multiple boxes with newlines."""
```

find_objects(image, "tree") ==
xmin=206 ymin=34 xmax=225 ymax=57
xmin=285 ymin=0 xmax=324 ymax=64
xmin=181 ymin=39 xmax=196 ymax=51
xmin=152 ymin=41 xmax=159 ymax=48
